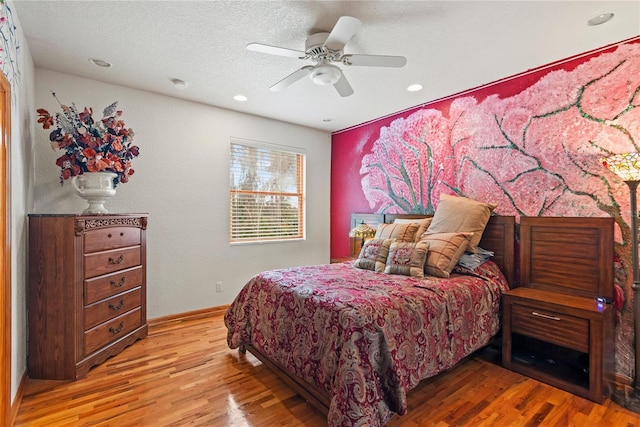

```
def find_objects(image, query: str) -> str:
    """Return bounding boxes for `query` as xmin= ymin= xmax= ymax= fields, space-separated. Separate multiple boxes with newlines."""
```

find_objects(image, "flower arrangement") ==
xmin=37 ymin=93 xmax=140 ymax=186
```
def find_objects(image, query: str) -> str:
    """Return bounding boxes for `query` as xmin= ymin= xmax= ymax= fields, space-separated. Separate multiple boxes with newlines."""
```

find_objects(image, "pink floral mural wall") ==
xmin=331 ymin=37 xmax=640 ymax=381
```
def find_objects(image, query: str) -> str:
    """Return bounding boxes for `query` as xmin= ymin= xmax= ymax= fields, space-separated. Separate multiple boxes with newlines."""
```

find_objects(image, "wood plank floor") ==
xmin=14 ymin=311 xmax=640 ymax=426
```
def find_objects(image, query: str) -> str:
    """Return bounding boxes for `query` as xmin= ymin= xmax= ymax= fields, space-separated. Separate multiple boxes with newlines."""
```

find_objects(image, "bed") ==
xmin=225 ymin=214 xmax=515 ymax=426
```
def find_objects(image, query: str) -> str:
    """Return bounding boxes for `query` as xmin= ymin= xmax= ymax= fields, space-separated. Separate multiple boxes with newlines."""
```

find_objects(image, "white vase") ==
xmin=71 ymin=171 xmax=118 ymax=214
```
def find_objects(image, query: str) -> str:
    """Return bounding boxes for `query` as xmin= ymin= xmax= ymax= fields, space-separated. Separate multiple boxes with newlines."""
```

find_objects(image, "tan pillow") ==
xmin=354 ymin=239 xmax=393 ymax=272
xmin=384 ymin=240 xmax=429 ymax=278
xmin=420 ymin=232 xmax=473 ymax=278
xmin=393 ymin=217 xmax=433 ymax=242
xmin=426 ymin=194 xmax=496 ymax=253
xmin=374 ymin=222 xmax=420 ymax=242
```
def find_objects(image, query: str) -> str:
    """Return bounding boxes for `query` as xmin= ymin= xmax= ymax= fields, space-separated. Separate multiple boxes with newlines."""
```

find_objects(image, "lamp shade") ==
xmin=349 ymin=222 xmax=376 ymax=239
xmin=602 ymin=152 xmax=640 ymax=182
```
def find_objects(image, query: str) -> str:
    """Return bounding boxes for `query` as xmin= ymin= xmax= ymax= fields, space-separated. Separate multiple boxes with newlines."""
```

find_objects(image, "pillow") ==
xmin=420 ymin=232 xmax=473 ymax=278
xmin=393 ymin=217 xmax=433 ymax=242
xmin=426 ymin=194 xmax=497 ymax=253
xmin=457 ymin=247 xmax=494 ymax=270
xmin=384 ymin=240 xmax=429 ymax=278
xmin=374 ymin=222 xmax=420 ymax=242
xmin=353 ymin=239 xmax=392 ymax=272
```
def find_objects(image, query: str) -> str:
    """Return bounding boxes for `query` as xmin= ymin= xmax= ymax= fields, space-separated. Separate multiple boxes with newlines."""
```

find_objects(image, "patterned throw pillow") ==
xmin=384 ymin=241 xmax=429 ymax=278
xmin=354 ymin=239 xmax=393 ymax=272
xmin=426 ymin=194 xmax=497 ymax=253
xmin=420 ymin=232 xmax=473 ymax=278
xmin=374 ymin=222 xmax=420 ymax=242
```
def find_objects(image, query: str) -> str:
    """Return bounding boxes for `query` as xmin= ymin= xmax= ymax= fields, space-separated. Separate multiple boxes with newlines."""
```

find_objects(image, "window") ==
xmin=229 ymin=139 xmax=305 ymax=243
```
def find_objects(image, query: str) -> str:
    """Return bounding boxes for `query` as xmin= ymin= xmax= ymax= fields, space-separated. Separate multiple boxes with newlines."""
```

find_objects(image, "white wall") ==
xmin=33 ymin=69 xmax=332 ymax=318
xmin=8 ymin=3 xmax=36 ymax=403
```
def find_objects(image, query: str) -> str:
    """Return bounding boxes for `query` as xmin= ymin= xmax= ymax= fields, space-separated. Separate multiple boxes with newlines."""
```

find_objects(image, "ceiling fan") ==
xmin=247 ymin=16 xmax=407 ymax=97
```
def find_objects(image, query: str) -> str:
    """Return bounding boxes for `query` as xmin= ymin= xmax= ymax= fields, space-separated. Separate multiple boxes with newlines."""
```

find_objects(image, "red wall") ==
xmin=330 ymin=36 xmax=640 ymax=379
xmin=331 ymin=36 xmax=640 ymax=259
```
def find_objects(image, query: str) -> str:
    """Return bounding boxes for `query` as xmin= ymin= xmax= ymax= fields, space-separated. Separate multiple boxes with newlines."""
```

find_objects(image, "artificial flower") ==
xmin=37 ymin=92 xmax=140 ymax=185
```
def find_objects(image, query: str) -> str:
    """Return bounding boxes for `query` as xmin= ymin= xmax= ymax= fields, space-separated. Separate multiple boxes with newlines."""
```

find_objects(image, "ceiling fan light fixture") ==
xmin=310 ymin=64 xmax=341 ymax=86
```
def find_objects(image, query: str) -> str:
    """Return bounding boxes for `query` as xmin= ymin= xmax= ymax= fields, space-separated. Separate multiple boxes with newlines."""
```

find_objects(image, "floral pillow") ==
xmin=354 ymin=239 xmax=393 ymax=272
xmin=384 ymin=240 xmax=429 ymax=278
xmin=420 ymin=231 xmax=473 ymax=278
xmin=374 ymin=222 xmax=420 ymax=242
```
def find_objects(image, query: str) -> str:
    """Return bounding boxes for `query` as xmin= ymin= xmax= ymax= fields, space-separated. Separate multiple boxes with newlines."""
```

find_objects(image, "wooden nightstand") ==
xmin=502 ymin=287 xmax=614 ymax=403
xmin=502 ymin=216 xmax=615 ymax=403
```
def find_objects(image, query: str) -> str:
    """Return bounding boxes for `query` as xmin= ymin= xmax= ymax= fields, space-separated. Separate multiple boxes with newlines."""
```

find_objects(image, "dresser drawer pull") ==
xmin=108 ymin=254 xmax=124 ymax=265
xmin=531 ymin=311 xmax=561 ymax=321
xmin=109 ymin=322 xmax=125 ymax=334
xmin=110 ymin=277 xmax=126 ymax=288
xmin=109 ymin=299 xmax=125 ymax=311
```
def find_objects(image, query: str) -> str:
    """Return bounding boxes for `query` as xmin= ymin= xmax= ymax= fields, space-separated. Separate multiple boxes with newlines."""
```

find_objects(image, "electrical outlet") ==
xmin=215 ymin=281 xmax=222 ymax=292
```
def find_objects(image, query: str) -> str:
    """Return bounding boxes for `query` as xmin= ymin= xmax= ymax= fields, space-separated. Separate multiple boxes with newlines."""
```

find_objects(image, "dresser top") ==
xmin=29 ymin=213 xmax=148 ymax=217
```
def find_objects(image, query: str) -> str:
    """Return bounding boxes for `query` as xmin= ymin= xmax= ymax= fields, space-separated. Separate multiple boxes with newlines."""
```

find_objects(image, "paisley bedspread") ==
xmin=224 ymin=260 xmax=509 ymax=426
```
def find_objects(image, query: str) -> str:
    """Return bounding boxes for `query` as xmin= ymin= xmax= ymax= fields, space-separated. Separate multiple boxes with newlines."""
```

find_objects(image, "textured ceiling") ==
xmin=12 ymin=0 xmax=640 ymax=132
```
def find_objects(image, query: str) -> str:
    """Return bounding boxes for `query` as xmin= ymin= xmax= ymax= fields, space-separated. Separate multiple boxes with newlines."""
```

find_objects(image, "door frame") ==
xmin=0 ymin=70 xmax=12 ymax=426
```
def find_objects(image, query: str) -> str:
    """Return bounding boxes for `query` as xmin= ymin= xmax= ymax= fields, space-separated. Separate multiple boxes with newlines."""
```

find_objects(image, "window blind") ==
xmin=229 ymin=139 xmax=305 ymax=243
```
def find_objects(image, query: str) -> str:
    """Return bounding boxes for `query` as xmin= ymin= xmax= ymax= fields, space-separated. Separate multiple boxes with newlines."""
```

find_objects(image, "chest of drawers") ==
xmin=28 ymin=214 xmax=148 ymax=380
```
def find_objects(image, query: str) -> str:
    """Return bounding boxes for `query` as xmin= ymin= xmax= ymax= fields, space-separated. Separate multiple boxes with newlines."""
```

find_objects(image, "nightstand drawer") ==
xmin=511 ymin=303 xmax=589 ymax=353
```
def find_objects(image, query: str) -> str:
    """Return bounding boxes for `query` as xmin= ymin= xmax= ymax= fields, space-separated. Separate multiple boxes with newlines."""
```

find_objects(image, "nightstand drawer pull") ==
xmin=532 ymin=311 xmax=561 ymax=321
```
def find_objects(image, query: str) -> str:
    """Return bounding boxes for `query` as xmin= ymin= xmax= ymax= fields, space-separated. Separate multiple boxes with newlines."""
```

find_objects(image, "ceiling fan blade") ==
xmin=324 ymin=16 xmax=361 ymax=51
xmin=269 ymin=66 xmax=313 ymax=92
xmin=343 ymin=54 xmax=407 ymax=68
xmin=333 ymin=72 xmax=354 ymax=97
xmin=247 ymin=43 xmax=305 ymax=59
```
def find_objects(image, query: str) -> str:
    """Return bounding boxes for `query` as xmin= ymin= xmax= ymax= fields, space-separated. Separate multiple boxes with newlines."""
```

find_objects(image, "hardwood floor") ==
xmin=14 ymin=310 xmax=640 ymax=426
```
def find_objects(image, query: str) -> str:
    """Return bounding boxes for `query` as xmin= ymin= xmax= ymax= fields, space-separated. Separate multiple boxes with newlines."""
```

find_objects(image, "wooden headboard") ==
xmin=519 ymin=216 xmax=613 ymax=300
xmin=385 ymin=214 xmax=516 ymax=287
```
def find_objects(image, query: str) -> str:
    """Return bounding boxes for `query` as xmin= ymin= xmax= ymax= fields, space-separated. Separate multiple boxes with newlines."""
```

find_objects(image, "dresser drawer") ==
xmin=84 ymin=227 xmax=141 ymax=253
xmin=511 ymin=303 xmax=589 ymax=352
xmin=84 ymin=288 xmax=142 ymax=330
xmin=84 ymin=307 xmax=142 ymax=356
xmin=84 ymin=266 xmax=143 ymax=305
xmin=84 ymin=246 xmax=141 ymax=279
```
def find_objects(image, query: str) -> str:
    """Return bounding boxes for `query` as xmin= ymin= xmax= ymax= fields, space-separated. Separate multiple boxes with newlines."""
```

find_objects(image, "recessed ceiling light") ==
xmin=233 ymin=95 xmax=248 ymax=102
xmin=88 ymin=58 xmax=111 ymax=68
xmin=407 ymin=84 xmax=423 ymax=92
xmin=587 ymin=12 xmax=614 ymax=26
xmin=170 ymin=78 xmax=188 ymax=89
xmin=322 ymin=118 xmax=333 ymax=122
